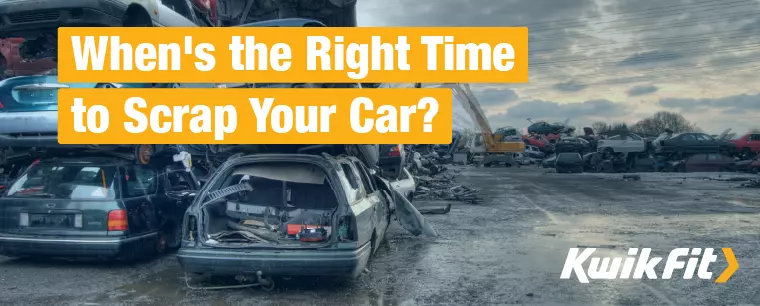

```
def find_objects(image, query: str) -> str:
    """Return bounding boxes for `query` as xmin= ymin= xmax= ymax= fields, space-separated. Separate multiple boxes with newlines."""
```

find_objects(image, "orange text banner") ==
xmin=57 ymin=27 xmax=528 ymax=83
xmin=57 ymin=88 xmax=453 ymax=145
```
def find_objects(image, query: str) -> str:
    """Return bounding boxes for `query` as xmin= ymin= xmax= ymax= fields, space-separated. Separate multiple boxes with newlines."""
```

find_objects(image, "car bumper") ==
xmin=0 ymin=232 xmax=156 ymax=258
xmin=0 ymin=0 xmax=126 ymax=34
xmin=177 ymin=241 xmax=372 ymax=277
xmin=0 ymin=111 xmax=60 ymax=147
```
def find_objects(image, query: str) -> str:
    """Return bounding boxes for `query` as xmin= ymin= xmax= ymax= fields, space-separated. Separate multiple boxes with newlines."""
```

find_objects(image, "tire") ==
xmin=370 ymin=233 xmax=378 ymax=257
xmin=135 ymin=144 xmax=155 ymax=165
xmin=122 ymin=5 xmax=153 ymax=27
xmin=164 ymin=222 xmax=182 ymax=250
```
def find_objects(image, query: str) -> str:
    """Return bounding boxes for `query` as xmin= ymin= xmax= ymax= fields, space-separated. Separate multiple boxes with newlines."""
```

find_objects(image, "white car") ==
xmin=525 ymin=145 xmax=545 ymax=159
xmin=597 ymin=133 xmax=647 ymax=154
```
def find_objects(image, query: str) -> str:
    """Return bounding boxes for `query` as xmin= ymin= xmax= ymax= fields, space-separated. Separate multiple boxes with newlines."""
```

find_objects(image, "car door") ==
xmin=337 ymin=161 xmax=373 ymax=248
xmin=121 ymin=165 xmax=160 ymax=236
xmin=749 ymin=134 xmax=760 ymax=151
xmin=627 ymin=134 xmax=645 ymax=152
xmin=684 ymin=154 xmax=704 ymax=172
xmin=679 ymin=134 xmax=699 ymax=152
xmin=696 ymin=134 xmax=718 ymax=152
xmin=161 ymin=169 xmax=197 ymax=228
xmin=352 ymin=159 xmax=390 ymax=244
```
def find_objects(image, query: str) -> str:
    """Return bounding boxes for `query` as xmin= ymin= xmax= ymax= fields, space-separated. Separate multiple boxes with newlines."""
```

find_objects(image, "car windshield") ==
xmin=4 ymin=164 xmax=118 ymax=200
xmin=557 ymin=153 xmax=581 ymax=162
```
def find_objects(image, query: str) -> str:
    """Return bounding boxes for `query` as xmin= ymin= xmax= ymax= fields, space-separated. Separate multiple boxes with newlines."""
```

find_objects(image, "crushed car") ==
xmin=0 ymin=156 xmax=199 ymax=259
xmin=177 ymin=151 xmax=435 ymax=289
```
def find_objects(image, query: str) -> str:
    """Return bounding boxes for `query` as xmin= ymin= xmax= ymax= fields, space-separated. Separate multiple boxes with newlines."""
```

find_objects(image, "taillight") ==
xmin=107 ymin=209 xmax=128 ymax=231
xmin=389 ymin=145 xmax=401 ymax=157
xmin=338 ymin=216 xmax=356 ymax=241
xmin=0 ymin=101 xmax=4 ymax=109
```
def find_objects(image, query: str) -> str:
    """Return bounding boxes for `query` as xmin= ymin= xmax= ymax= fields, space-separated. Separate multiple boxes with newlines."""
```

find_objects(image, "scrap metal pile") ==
xmin=406 ymin=148 xmax=482 ymax=204
xmin=414 ymin=172 xmax=482 ymax=204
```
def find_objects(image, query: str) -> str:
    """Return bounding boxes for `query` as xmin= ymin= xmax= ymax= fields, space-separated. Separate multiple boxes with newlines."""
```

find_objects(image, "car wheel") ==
xmin=135 ymin=144 xmax=154 ymax=164
xmin=155 ymin=232 xmax=168 ymax=255
xmin=122 ymin=5 xmax=153 ymax=27
xmin=370 ymin=233 xmax=378 ymax=256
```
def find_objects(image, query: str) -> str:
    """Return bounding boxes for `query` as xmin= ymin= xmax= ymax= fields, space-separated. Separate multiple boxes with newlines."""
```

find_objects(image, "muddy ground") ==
xmin=1 ymin=166 xmax=759 ymax=305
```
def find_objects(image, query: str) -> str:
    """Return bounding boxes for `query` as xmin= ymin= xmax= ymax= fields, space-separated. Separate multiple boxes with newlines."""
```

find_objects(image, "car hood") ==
xmin=0 ymin=75 xmax=150 ymax=112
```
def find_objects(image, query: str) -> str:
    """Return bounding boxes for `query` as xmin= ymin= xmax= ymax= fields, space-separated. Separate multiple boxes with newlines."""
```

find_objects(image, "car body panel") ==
xmin=597 ymin=133 xmax=647 ymax=154
xmin=731 ymin=133 xmax=760 ymax=155
xmin=0 ymin=38 xmax=56 ymax=78
xmin=683 ymin=154 xmax=736 ymax=172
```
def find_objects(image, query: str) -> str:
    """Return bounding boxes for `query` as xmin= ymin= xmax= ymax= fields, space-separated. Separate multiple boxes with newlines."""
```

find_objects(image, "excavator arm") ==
xmin=438 ymin=83 xmax=497 ymax=149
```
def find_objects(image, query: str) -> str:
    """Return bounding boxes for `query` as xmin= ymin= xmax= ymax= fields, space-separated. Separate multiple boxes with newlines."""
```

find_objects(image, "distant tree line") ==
xmin=589 ymin=111 xmax=702 ymax=137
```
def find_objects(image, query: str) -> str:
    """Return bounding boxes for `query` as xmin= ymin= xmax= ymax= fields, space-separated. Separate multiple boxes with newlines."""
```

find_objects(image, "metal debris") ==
xmin=417 ymin=204 xmax=452 ymax=215
xmin=414 ymin=172 xmax=482 ymax=204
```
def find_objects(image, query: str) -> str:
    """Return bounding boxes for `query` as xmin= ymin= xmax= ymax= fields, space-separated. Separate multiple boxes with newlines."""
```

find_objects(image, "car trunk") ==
xmin=199 ymin=162 xmax=342 ymax=249
xmin=0 ymin=162 xmax=121 ymax=237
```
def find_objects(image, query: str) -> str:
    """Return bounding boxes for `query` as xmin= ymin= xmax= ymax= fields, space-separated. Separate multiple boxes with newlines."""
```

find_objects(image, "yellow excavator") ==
xmin=417 ymin=83 xmax=525 ymax=166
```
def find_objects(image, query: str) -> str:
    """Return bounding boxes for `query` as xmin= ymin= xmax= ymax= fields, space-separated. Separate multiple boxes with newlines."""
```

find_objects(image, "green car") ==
xmin=0 ymin=157 xmax=198 ymax=259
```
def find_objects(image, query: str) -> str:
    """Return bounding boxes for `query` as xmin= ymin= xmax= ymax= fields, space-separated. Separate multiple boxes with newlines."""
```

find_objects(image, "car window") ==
xmin=162 ymin=0 xmax=196 ymax=22
xmin=5 ymin=164 xmax=118 ymax=200
xmin=124 ymin=165 xmax=157 ymax=197
xmin=352 ymin=161 xmax=376 ymax=193
xmin=681 ymin=134 xmax=696 ymax=141
xmin=750 ymin=134 xmax=760 ymax=141
xmin=697 ymin=134 xmax=712 ymax=141
xmin=608 ymin=135 xmax=622 ymax=140
xmin=166 ymin=170 xmax=194 ymax=191
xmin=628 ymin=134 xmax=642 ymax=140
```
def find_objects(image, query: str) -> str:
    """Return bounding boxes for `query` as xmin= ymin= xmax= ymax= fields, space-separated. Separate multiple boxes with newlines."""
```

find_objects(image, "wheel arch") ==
xmin=123 ymin=3 xmax=154 ymax=26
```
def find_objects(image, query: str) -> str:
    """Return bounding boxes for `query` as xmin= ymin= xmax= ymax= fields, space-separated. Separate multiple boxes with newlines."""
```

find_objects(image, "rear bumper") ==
xmin=378 ymin=156 xmax=402 ymax=166
xmin=177 ymin=241 xmax=372 ymax=277
xmin=0 ymin=232 xmax=156 ymax=258
xmin=0 ymin=111 xmax=59 ymax=147
xmin=0 ymin=0 xmax=126 ymax=35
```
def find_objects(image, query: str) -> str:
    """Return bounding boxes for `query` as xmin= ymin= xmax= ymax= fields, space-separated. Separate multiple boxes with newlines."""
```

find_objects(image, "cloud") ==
xmin=488 ymin=98 xmax=628 ymax=129
xmin=659 ymin=93 xmax=760 ymax=114
xmin=616 ymin=51 xmax=684 ymax=67
xmin=470 ymin=87 xmax=519 ymax=106
xmin=627 ymin=85 xmax=659 ymax=96
xmin=355 ymin=0 xmax=760 ymax=133
xmin=552 ymin=80 xmax=589 ymax=92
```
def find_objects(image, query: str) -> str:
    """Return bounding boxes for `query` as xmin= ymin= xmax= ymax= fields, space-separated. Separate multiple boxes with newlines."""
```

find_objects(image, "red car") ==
xmin=731 ymin=133 xmax=760 ymax=157
xmin=676 ymin=153 xmax=736 ymax=172
xmin=523 ymin=135 xmax=550 ymax=151
xmin=0 ymin=38 xmax=56 ymax=79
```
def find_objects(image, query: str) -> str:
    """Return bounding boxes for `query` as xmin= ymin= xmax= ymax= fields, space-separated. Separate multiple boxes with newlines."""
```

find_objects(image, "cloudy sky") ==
xmin=356 ymin=0 xmax=759 ymax=134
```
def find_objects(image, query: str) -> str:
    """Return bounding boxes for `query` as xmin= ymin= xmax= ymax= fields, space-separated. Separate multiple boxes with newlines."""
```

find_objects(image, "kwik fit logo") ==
xmin=560 ymin=248 xmax=738 ymax=283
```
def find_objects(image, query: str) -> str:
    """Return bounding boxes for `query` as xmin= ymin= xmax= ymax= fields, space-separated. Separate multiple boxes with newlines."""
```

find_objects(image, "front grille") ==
xmin=8 ymin=11 xmax=60 ymax=23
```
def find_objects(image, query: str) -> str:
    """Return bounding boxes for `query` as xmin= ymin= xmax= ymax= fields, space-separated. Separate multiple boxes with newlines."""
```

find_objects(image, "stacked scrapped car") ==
xmin=0 ymin=0 xmax=217 ymax=165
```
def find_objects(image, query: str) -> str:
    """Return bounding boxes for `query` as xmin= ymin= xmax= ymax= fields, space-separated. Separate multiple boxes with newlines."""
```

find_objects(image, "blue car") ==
xmin=0 ymin=70 xmax=212 ymax=165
